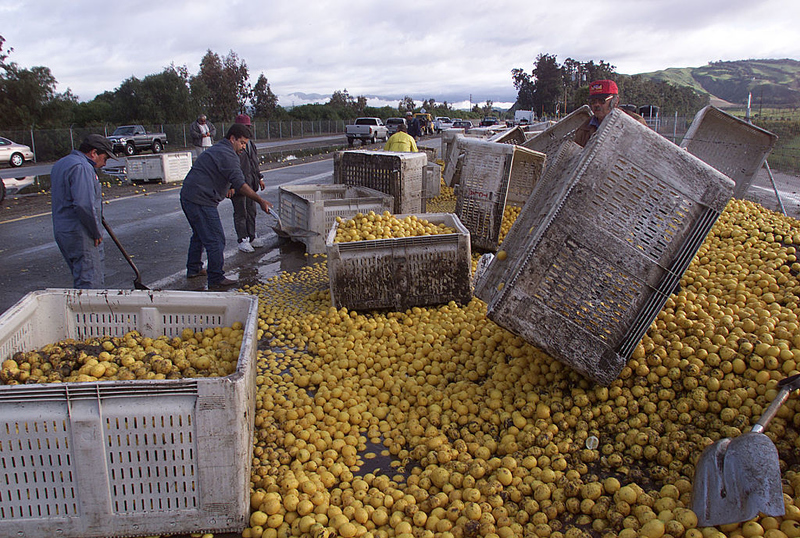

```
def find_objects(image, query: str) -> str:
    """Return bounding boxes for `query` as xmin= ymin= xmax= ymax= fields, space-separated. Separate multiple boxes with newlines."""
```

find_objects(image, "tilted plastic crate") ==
xmin=0 ymin=289 xmax=258 ymax=538
xmin=680 ymin=105 xmax=777 ymax=199
xmin=475 ymin=110 xmax=734 ymax=385
xmin=454 ymin=138 xmax=546 ymax=251
xmin=441 ymin=131 xmax=483 ymax=187
xmin=126 ymin=151 xmax=192 ymax=183
xmin=333 ymin=150 xmax=426 ymax=214
xmin=278 ymin=184 xmax=394 ymax=254
xmin=424 ymin=163 xmax=442 ymax=199
xmin=326 ymin=213 xmax=472 ymax=311
xmin=522 ymin=105 xmax=591 ymax=167
xmin=488 ymin=126 xmax=527 ymax=145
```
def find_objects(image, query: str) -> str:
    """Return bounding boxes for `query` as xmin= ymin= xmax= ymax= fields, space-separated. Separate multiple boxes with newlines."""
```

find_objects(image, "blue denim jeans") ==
xmin=181 ymin=199 xmax=226 ymax=285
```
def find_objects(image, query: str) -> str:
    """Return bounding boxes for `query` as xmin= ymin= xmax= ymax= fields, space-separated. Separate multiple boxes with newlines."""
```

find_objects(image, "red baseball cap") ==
xmin=589 ymin=80 xmax=618 ymax=96
xmin=235 ymin=114 xmax=252 ymax=126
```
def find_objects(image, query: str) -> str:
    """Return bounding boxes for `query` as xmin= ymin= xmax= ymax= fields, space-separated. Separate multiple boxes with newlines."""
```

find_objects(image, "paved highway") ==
xmin=0 ymin=158 xmax=335 ymax=314
xmin=0 ymin=134 xmax=346 ymax=180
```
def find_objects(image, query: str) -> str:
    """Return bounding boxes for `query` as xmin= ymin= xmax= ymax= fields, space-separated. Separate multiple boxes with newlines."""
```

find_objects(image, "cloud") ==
xmin=2 ymin=0 xmax=799 ymax=105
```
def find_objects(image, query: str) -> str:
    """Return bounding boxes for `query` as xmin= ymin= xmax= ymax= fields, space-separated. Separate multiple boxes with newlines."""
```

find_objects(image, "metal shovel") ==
xmin=102 ymin=217 xmax=150 ymax=290
xmin=692 ymin=373 xmax=800 ymax=526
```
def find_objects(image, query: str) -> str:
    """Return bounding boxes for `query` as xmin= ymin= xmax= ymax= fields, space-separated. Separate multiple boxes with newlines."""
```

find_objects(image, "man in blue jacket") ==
xmin=180 ymin=123 xmax=272 ymax=290
xmin=51 ymin=134 xmax=116 ymax=288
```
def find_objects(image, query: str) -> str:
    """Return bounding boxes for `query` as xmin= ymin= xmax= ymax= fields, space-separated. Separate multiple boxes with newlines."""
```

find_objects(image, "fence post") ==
xmin=69 ymin=125 xmax=75 ymax=150
xmin=252 ymin=121 xmax=257 ymax=140
xmin=279 ymin=122 xmax=282 ymax=139
xmin=183 ymin=124 xmax=187 ymax=147
xmin=673 ymin=111 xmax=678 ymax=143
xmin=30 ymin=127 xmax=37 ymax=163
xmin=290 ymin=122 xmax=293 ymax=138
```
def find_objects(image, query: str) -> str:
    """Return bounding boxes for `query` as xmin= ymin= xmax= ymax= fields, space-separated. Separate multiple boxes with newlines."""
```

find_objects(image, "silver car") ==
xmin=0 ymin=137 xmax=35 ymax=167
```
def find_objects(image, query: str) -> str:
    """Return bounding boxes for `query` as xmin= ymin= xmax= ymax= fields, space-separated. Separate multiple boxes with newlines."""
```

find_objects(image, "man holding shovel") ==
xmin=180 ymin=123 xmax=272 ymax=291
xmin=50 ymin=134 xmax=116 ymax=288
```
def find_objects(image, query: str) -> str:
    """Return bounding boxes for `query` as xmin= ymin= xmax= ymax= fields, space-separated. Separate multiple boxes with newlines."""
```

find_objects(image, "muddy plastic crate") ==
xmin=441 ymin=131 xmax=483 ymax=187
xmin=278 ymin=184 xmax=394 ymax=254
xmin=522 ymin=105 xmax=592 ymax=166
xmin=0 ymin=289 xmax=259 ymax=538
xmin=454 ymin=138 xmax=546 ymax=251
xmin=475 ymin=110 xmax=734 ymax=385
xmin=326 ymin=213 xmax=472 ymax=311
xmin=680 ymin=105 xmax=777 ymax=199
xmin=333 ymin=150 xmax=426 ymax=214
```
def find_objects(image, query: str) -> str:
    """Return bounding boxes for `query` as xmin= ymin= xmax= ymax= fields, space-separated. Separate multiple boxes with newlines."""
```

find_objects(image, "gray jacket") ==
xmin=189 ymin=119 xmax=217 ymax=147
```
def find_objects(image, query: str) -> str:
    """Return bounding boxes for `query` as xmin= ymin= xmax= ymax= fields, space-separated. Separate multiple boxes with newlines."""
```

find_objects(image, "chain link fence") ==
xmin=0 ymin=120 xmax=352 ymax=164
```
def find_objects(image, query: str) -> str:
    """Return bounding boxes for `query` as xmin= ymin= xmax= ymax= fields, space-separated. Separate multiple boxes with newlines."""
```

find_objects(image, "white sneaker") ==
xmin=251 ymin=236 xmax=268 ymax=248
xmin=238 ymin=239 xmax=255 ymax=253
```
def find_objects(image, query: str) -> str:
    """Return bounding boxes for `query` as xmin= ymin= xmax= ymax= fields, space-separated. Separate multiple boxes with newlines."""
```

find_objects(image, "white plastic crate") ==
xmin=0 ymin=289 xmax=259 ymax=538
xmin=441 ymin=131 xmax=483 ymax=187
xmin=454 ymin=138 xmax=546 ymax=251
xmin=326 ymin=213 xmax=472 ymax=311
xmin=277 ymin=184 xmax=394 ymax=254
xmin=424 ymin=163 xmax=442 ymax=199
xmin=488 ymin=126 xmax=527 ymax=145
xmin=681 ymin=105 xmax=777 ymax=199
xmin=333 ymin=150 xmax=427 ymax=214
xmin=475 ymin=110 xmax=734 ymax=385
xmin=126 ymin=151 xmax=192 ymax=183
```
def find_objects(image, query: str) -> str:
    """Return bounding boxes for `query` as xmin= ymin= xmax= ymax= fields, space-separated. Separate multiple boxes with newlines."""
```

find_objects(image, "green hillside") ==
xmin=639 ymin=59 xmax=800 ymax=106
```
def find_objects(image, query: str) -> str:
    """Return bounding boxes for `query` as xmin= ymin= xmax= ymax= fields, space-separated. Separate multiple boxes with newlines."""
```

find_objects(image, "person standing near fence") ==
xmin=230 ymin=114 xmax=267 ymax=252
xmin=189 ymin=114 xmax=216 ymax=159
xmin=50 ymin=134 xmax=116 ymax=288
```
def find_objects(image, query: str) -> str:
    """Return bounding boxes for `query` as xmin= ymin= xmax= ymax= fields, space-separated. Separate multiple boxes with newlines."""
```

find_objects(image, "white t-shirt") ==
xmin=199 ymin=123 xmax=212 ymax=147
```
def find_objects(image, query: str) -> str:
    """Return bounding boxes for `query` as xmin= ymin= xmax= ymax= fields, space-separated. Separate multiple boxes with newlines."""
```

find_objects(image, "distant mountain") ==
xmin=638 ymin=59 xmax=800 ymax=107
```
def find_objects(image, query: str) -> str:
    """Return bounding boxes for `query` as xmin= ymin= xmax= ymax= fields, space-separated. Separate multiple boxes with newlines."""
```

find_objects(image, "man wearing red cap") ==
xmin=231 ymin=114 xmax=267 ymax=252
xmin=574 ymin=79 xmax=646 ymax=147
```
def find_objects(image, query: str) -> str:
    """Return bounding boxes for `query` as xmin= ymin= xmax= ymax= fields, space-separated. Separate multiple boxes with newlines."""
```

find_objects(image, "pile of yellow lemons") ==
xmin=1 ymin=324 xmax=244 ymax=384
xmin=333 ymin=211 xmax=457 ymax=243
xmin=239 ymin=195 xmax=800 ymax=538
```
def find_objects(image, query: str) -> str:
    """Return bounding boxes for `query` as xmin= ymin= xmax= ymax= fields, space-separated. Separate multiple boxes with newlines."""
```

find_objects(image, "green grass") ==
xmin=766 ymin=134 xmax=800 ymax=174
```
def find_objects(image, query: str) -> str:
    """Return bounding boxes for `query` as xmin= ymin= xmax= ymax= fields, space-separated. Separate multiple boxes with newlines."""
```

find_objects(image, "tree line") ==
xmin=1 ymin=36 xmax=709 ymax=132
xmin=512 ymin=53 xmax=709 ymax=117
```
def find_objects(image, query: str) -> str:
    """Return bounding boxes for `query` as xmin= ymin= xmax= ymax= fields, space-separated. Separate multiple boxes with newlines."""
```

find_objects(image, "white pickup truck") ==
xmin=346 ymin=118 xmax=389 ymax=146
xmin=434 ymin=117 xmax=453 ymax=133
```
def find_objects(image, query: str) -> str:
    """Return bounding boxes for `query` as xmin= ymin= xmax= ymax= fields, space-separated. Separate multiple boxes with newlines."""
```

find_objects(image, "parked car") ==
xmin=107 ymin=125 xmax=168 ymax=156
xmin=1 ymin=175 xmax=37 ymax=202
xmin=451 ymin=120 xmax=472 ymax=129
xmin=479 ymin=117 xmax=499 ymax=127
xmin=385 ymin=117 xmax=407 ymax=136
xmin=0 ymin=137 xmax=35 ymax=167
xmin=434 ymin=117 xmax=453 ymax=133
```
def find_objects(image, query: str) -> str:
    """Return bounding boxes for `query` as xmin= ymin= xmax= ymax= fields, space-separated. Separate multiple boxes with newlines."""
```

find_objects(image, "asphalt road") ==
xmin=0 ymin=134 xmax=347 ymax=180
xmin=0 ymin=158 xmax=336 ymax=314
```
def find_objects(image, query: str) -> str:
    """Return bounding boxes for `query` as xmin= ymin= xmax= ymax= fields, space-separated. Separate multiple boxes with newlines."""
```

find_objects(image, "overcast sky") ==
xmin=2 ymin=0 xmax=799 ymax=111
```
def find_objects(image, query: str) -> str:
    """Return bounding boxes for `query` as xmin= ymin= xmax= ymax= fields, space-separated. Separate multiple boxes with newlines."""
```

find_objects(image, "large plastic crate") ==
xmin=522 ymin=105 xmax=592 ymax=164
xmin=0 ymin=289 xmax=259 ymax=538
xmin=278 ymin=184 xmax=394 ymax=254
xmin=680 ymin=105 xmax=777 ymax=199
xmin=126 ymin=151 xmax=192 ymax=183
xmin=454 ymin=138 xmax=546 ymax=251
xmin=488 ymin=126 xmax=527 ymax=145
xmin=326 ymin=213 xmax=472 ymax=311
xmin=333 ymin=150 xmax=426 ymax=214
xmin=475 ymin=110 xmax=734 ymax=385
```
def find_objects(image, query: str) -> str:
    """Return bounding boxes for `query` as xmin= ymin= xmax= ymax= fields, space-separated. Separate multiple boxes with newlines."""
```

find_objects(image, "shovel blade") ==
xmin=692 ymin=432 xmax=784 ymax=527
